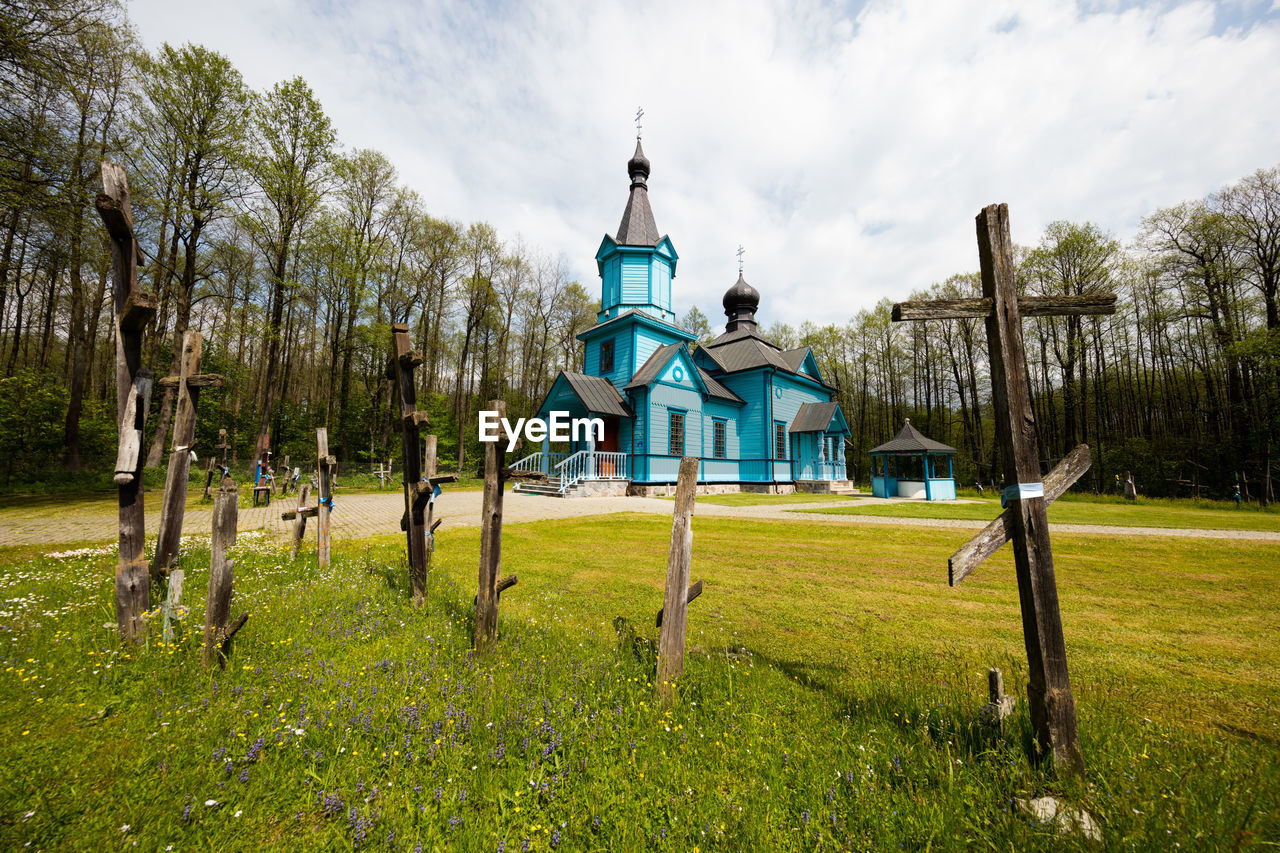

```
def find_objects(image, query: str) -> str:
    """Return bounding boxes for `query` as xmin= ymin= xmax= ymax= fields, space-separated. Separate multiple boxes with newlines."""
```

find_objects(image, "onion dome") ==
xmin=615 ymin=138 xmax=659 ymax=246
xmin=723 ymin=272 xmax=760 ymax=332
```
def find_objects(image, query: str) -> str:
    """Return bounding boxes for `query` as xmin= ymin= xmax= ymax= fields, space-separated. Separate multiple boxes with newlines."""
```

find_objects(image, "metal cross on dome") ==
xmin=635 ymin=107 xmax=644 ymax=137
xmin=737 ymin=244 xmax=745 ymax=273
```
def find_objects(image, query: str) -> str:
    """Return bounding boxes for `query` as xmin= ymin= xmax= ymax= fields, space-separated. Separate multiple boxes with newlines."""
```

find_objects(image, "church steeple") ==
xmin=595 ymin=135 xmax=678 ymax=323
xmin=615 ymin=138 xmax=660 ymax=247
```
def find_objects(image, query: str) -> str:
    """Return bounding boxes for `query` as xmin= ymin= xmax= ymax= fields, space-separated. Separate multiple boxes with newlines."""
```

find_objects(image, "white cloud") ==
xmin=127 ymin=0 xmax=1280 ymax=327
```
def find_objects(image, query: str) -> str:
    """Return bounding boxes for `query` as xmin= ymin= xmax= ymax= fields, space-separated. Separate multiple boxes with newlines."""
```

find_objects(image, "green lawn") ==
xmin=796 ymin=493 xmax=1280 ymax=531
xmin=1 ymin=514 xmax=1276 ymax=850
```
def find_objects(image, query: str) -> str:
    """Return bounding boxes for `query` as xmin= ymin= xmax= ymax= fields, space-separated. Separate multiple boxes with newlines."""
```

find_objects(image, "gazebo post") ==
xmin=924 ymin=453 xmax=933 ymax=501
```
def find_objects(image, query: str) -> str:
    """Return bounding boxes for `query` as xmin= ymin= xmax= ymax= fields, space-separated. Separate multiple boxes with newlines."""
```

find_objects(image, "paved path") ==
xmin=2 ymin=490 xmax=1277 ymax=547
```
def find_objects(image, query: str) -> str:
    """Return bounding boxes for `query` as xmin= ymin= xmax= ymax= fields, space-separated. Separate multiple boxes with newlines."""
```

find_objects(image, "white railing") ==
xmin=553 ymin=450 xmax=629 ymax=493
xmin=509 ymin=451 xmax=571 ymax=475
xmin=793 ymin=460 xmax=848 ymax=481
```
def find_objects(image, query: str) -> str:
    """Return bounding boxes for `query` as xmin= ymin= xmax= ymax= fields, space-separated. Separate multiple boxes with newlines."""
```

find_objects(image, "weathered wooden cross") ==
xmin=656 ymin=456 xmax=705 ymax=706
xmin=475 ymin=399 xmax=530 ymax=651
xmin=203 ymin=429 xmax=231 ymax=499
xmin=281 ymin=482 xmax=316 ymax=560
xmin=95 ymin=161 xmax=158 ymax=642
xmin=154 ymin=330 xmax=225 ymax=576
xmin=204 ymin=476 xmax=248 ymax=668
xmin=891 ymin=203 xmax=1116 ymax=775
xmin=390 ymin=323 xmax=457 ymax=606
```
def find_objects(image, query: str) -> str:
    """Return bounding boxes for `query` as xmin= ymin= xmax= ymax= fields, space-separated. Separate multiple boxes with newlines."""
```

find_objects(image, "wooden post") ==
xmin=160 ymin=569 xmax=185 ymax=645
xmin=657 ymin=456 xmax=700 ymax=705
xmin=154 ymin=331 xmax=225 ymax=576
xmin=96 ymin=161 xmax=157 ymax=643
xmin=476 ymin=399 xmax=506 ymax=651
xmin=316 ymin=428 xmax=333 ymax=569
xmin=204 ymin=429 xmax=229 ymax=499
xmin=423 ymin=435 xmax=438 ymax=603
xmin=392 ymin=323 xmax=430 ymax=606
xmin=204 ymin=477 xmax=238 ymax=667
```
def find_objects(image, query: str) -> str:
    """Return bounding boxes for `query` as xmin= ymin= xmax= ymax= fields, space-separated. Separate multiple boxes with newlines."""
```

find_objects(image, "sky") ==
xmin=126 ymin=0 xmax=1280 ymax=332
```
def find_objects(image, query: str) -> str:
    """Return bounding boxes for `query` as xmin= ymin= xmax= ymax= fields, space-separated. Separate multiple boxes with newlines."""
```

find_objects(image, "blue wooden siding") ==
xmin=621 ymin=256 xmax=649 ymax=303
xmin=583 ymin=332 xmax=632 ymax=389
xmin=634 ymin=326 xmax=685 ymax=370
xmin=601 ymin=256 xmax=620 ymax=310
xmin=718 ymin=371 xmax=769 ymax=461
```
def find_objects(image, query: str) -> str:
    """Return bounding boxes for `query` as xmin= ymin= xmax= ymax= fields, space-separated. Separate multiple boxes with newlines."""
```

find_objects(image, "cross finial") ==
xmin=737 ymin=244 xmax=745 ymax=274
xmin=635 ymin=106 xmax=644 ymax=138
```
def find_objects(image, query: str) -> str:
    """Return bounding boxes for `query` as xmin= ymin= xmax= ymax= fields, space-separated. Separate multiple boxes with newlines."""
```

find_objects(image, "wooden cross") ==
xmin=95 ymin=161 xmax=157 ymax=642
xmin=154 ymin=331 xmax=225 ymax=576
xmin=281 ymin=483 xmax=317 ymax=560
xmin=656 ymin=456 xmax=704 ymax=706
xmin=203 ymin=429 xmax=231 ymax=499
xmin=891 ymin=203 xmax=1117 ymax=775
xmin=392 ymin=322 xmax=434 ymax=606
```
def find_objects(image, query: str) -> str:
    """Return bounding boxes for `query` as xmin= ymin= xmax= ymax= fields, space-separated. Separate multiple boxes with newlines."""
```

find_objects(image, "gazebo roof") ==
xmin=869 ymin=419 xmax=956 ymax=455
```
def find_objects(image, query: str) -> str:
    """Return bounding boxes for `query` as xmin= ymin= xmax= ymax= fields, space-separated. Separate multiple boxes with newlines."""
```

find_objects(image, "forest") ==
xmin=3 ymin=0 xmax=1277 ymax=501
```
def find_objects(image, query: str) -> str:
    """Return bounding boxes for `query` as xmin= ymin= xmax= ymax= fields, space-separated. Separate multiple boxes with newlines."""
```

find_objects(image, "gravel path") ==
xmin=2 ymin=490 xmax=1277 ymax=546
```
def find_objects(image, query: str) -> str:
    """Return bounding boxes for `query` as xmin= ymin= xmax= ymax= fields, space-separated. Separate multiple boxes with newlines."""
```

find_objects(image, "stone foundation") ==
xmin=572 ymin=479 xmax=630 ymax=497
xmin=626 ymin=482 xmax=797 ymax=498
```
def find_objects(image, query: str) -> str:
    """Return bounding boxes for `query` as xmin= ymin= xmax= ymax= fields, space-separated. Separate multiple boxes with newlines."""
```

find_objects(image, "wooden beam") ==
xmin=657 ymin=456 xmax=700 ymax=705
xmin=117 ymin=291 xmax=158 ymax=332
xmin=157 ymin=373 xmax=226 ymax=389
xmin=112 ymin=370 xmax=153 ymax=486
xmin=393 ymin=323 xmax=429 ymax=606
xmin=948 ymin=444 xmax=1091 ymax=585
xmin=977 ymin=203 xmax=1083 ymax=775
xmin=892 ymin=293 xmax=1117 ymax=322
xmin=154 ymin=332 xmax=205 ymax=576
xmin=316 ymin=429 xmax=333 ymax=569
xmin=656 ymin=579 xmax=703 ymax=628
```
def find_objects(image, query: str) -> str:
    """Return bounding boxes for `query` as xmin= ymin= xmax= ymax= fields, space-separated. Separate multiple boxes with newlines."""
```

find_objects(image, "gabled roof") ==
xmin=625 ymin=343 xmax=683 ymax=390
xmin=559 ymin=371 xmax=632 ymax=418
xmin=789 ymin=401 xmax=849 ymax=434
xmin=577 ymin=308 xmax=695 ymax=342
xmin=869 ymin=420 xmax=956 ymax=454
xmin=778 ymin=347 xmax=812 ymax=374
xmin=697 ymin=367 xmax=744 ymax=403
xmin=624 ymin=343 xmax=745 ymax=404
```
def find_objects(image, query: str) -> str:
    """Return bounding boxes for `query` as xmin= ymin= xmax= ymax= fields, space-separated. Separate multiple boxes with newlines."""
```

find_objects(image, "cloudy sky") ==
xmin=127 ymin=0 xmax=1280 ymax=330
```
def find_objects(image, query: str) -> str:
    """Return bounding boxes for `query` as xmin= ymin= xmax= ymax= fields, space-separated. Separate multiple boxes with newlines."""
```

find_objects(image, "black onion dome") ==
xmin=627 ymin=138 xmax=651 ymax=183
xmin=723 ymin=272 xmax=759 ymax=314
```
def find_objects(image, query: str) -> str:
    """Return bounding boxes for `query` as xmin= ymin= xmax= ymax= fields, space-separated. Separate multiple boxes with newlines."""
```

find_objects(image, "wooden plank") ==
xmin=157 ymin=372 xmax=225 ymax=388
xmin=657 ymin=456 xmax=700 ymax=705
xmin=655 ymin=579 xmax=703 ymax=628
xmin=203 ymin=477 xmax=238 ymax=668
xmin=977 ymin=203 xmax=1083 ymax=775
xmin=316 ymin=428 xmax=332 ymax=569
xmin=161 ymin=568 xmax=185 ymax=645
xmin=892 ymin=293 xmax=1117 ymax=322
xmin=948 ymin=444 xmax=1091 ymax=585
xmin=289 ymin=483 xmax=312 ymax=560
xmin=112 ymin=370 xmax=153 ymax=486
xmin=154 ymin=332 xmax=203 ymax=576
xmin=475 ymin=400 xmax=506 ymax=651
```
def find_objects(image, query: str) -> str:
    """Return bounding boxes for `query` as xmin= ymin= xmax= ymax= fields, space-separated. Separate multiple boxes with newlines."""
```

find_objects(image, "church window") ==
xmin=775 ymin=422 xmax=787 ymax=460
xmin=600 ymin=339 xmax=614 ymax=374
xmin=712 ymin=419 xmax=726 ymax=459
xmin=669 ymin=411 xmax=685 ymax=456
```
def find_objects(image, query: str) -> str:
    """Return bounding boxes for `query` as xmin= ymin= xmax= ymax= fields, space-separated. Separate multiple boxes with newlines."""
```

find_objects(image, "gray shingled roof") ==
xmin=789 ymin=402 xmax=839 ymax=433
xmin=697 ymin=367 xmax=744 ymax=403
xmin=615 ymin=139 xmax=661 ymax=246
xmin=579 ymin=308 xmax=693 ymax=341
xmin=778 ymin=347 xmax=811 ymax=373
xmin=702 ymin=334 xmax=792 ymax=373
xmin=624 ymin=343 xmax=682 ymax=390
xmin=562 ymin=372 xmax=632 ymax=417
xmin=869 ymin=420 xmax=956 ymax=454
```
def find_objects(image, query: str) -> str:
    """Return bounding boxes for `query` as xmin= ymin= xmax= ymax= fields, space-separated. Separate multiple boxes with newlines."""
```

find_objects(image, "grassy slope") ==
xmin=796 ymin=494 xmax=1280 ymax=531
xmin=0 ymin=515 xmax=1276 ymax=850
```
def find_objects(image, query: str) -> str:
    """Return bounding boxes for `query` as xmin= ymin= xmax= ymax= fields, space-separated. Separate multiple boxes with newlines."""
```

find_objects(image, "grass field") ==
xmin=796 ymin=493 xmax=1280 ymax=532
xmin=1 ymin=513 xmax=1277 ymax=850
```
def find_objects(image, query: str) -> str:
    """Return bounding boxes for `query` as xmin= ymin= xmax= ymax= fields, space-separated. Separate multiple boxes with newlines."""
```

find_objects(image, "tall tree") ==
xmin=242 ymin=76 xmax=334 ymax=458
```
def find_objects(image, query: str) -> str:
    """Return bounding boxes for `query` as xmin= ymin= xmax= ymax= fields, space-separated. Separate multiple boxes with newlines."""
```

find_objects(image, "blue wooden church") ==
xmin=520 ymin=138 xmax=851 ymax=496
